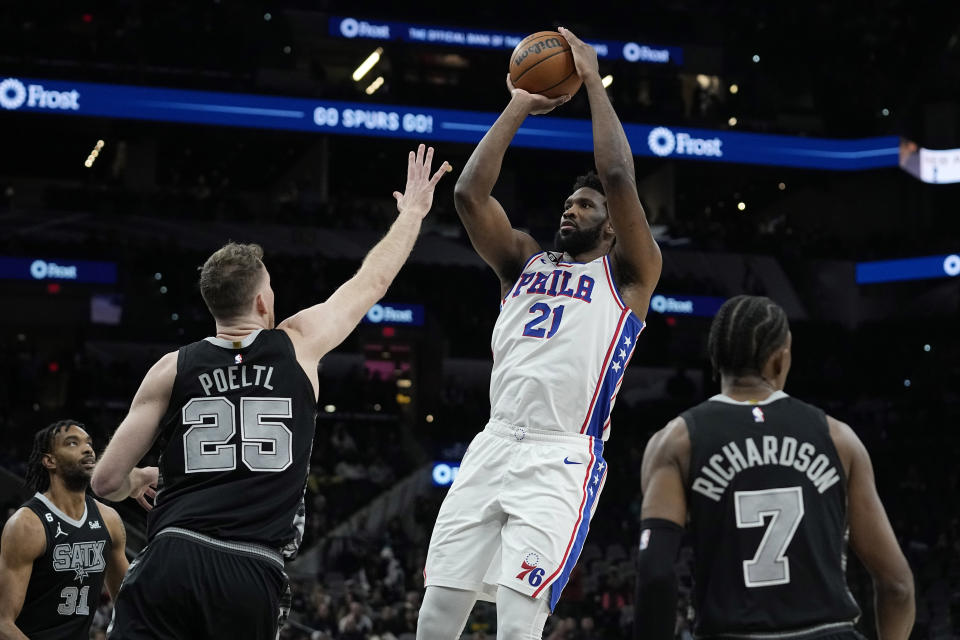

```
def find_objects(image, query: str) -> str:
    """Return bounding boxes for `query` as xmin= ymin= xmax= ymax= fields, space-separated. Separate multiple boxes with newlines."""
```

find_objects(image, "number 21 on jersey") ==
xmin=523 ymin=303 xmax=565 ymax=339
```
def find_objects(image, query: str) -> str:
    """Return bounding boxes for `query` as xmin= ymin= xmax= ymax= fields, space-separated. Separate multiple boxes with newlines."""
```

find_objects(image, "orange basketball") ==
xmin=509 ymin=31 xmax=582 ymax=99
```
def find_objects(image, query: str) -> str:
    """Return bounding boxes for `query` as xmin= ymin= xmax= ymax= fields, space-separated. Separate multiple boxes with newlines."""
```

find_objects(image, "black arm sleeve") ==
xmin=634 ymin=518 xmax=684 ymax=640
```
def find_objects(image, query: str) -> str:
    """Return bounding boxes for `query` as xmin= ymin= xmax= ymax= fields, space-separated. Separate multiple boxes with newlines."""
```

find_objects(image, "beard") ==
xmin=59 ymin=460 xmax=92 ymax=492
xmin=554 ymin=221 xmax=605 ymax=257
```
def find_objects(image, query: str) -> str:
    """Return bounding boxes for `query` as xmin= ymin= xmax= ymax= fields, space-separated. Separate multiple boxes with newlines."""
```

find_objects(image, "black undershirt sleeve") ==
xmin=634 ymin=517 xmax=684 ymax=640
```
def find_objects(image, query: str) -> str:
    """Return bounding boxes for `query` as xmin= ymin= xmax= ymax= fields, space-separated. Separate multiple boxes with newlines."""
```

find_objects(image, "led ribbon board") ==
xmin=328 ymin=16 xmax=684 ymax=65
xmin=0 ymin=77 xmax=899 ymax=170
xmin=856 ymin=254 xmax=960 ymax=284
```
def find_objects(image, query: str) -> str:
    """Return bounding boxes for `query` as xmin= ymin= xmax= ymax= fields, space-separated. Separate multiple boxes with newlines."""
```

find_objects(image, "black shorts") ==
xmin=108 ymin=528 xmax=289 ymax=640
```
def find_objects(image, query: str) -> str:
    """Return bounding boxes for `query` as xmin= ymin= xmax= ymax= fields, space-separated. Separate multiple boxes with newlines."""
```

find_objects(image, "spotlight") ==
xmin=353 ymin=48 xmax=383 ymax=82
xmin=365 ymin=76 xmax=385 ymax=95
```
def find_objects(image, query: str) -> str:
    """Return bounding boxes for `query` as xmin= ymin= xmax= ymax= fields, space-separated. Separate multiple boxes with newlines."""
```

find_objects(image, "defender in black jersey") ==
xmin=635 ymin=296 xmax=915 ymax=640
xmin=0 ymin=420 xmax=128 ymax=639
xmin=92 ymin=145 xmax=451 ymax=639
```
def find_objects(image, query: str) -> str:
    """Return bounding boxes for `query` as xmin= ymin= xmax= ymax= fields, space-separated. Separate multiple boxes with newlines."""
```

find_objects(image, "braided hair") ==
xmin=24 ymin=419 xmax=84 ymax=493
xmin=707 ymin=295 xmax=789 ymax=379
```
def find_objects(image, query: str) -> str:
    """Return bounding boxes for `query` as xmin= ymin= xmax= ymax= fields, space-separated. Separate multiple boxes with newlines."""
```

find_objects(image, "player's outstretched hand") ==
xmin=506 ymin=74 xmax=570 ymax=115
xmin=393 ymin=144 xmax=451 ymax=219
xmin=129 ymin=466 xmax=159 ymax=511
xmin=558 ymin=27 xmax=599 ymax=81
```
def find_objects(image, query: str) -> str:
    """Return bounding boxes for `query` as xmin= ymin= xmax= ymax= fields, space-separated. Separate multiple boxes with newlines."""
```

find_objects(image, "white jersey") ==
xmin=489 ymin=251 xmax=645 ymax=440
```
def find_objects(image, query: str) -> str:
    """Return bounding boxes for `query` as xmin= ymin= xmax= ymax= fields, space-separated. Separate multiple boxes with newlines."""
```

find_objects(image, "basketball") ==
xmin=509 ymin=31 xmax=582 ymax=99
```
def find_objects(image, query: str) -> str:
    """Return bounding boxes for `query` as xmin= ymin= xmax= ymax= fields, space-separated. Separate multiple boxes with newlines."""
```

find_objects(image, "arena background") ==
xmin=1 ymin=1 xmax=959 ymax=638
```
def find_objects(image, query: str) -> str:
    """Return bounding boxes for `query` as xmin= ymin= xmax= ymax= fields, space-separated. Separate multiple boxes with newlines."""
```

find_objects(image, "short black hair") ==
xmin=707 ymin=295 xmax=789 ymax=379
xmin=25 ymin=419 xmax=84 ymax=493
xmin=572 ymin=170 xmax=605 ymax=196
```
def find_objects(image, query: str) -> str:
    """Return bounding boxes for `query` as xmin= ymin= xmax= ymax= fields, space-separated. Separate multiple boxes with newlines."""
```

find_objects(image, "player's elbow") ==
xmin=598 ymin=165 xmax=635 ymax=189
xmin=876 ymin=568 xmax=915 ymax=605
xmin=453 ymin=181 xmax=484 ymax=212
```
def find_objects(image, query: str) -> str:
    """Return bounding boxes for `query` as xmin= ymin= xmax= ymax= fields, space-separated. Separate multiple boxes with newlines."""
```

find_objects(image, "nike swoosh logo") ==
xmin=563 ymin=457 xmax=582 ymax=465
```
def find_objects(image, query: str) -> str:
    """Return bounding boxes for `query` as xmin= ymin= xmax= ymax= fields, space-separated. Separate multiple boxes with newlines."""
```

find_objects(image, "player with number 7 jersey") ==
xmin=635 ymin=296 xmax=914 ymax=640
xmin=90 ymin=144 xmax=452 ymax=640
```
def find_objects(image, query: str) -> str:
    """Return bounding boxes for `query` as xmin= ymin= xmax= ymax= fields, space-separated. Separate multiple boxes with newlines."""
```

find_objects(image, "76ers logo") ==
xmin=515 ymin=552 xmax=546 ymax=587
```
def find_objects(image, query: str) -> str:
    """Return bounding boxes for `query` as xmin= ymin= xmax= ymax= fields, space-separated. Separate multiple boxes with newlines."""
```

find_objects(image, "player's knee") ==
xmin=416 ymin=589 xmax=469 ymax=640
xmin=495 ymin=589 xmax=549 ymax=640
xmin=496 ymin=615 xmax=547 ymax=640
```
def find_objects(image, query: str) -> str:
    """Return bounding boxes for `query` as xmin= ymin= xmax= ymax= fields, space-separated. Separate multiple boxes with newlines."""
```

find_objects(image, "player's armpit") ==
xmin=832 ymin=417 xmax=915 ymax=640
xmin=99 ymin=503 xmax=130 ymax=599
xmin=0 ymin=509 xmax=45 ymax=640
xmin=606 ymin=175 xmax=662 ymax=320
xmin=92 ymin=352 xmax=176 ymax=500
xmin=639 ymin=417 xmax=689 ymax=526
xmin=452 ymin=189 xmax=541 ymax=290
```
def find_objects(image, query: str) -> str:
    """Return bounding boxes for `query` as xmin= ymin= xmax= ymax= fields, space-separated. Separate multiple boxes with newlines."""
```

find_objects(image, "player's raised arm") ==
xmin=91 ymin=352 xmax=172 ymax=503
xmin=0 ymin=510 xmax=45 ymax=640
xmin=830 ymin=417 xmax=915 ymax=640
xmin=635 ymin=418 xmax=689 ymax=640
xmin=560 ymin=27 xmax=662 ymax=318
xmin=279 ymin=145 xmax=450 ymax=363
xmin=453 ymin=80 xmax=566 ymax=292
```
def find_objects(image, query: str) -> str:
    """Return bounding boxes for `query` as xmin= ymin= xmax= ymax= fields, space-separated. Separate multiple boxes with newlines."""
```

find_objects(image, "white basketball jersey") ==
xmin=489 ymin=251 xmax=645 ymax=440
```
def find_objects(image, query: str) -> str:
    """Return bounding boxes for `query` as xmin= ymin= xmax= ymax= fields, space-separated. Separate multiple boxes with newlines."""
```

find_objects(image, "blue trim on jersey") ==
xmin=583 ymin=313 xmax=644 ymax=438
xmin=549 ymin=448 xmax=606 ymax=611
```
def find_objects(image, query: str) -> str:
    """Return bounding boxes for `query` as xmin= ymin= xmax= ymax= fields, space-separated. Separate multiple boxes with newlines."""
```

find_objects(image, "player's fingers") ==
xmin=429 ymin=162 xmax=452 ymax=186
xmin=137 ymin=495 xmax=153 ymax=511
xmin=559 ymin=26 xmax=579 ymax=44
xmin=415 ymin=143 xmax=425 ymax=173
xmin=393 ymin=191 xmax=402 ymax=202
xmin=423 ymin=146 xmax=435 ymax=178
xmin=506 ymin=73 xmax=516 ymax=92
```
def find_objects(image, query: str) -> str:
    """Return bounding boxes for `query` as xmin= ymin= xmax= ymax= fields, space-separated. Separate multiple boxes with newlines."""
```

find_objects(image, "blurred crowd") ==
xmin=2 ymin=309 xmax=959 ymax=638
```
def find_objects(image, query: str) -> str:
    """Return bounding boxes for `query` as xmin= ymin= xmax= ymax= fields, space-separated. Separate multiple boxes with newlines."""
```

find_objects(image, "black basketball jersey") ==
xmin=147 ymin=329 xmax=317 ymax=555
xmin=683 ymin=392 xmax=861 ymax=637
xmin=16 ymin=492 xmax=113 ymax=640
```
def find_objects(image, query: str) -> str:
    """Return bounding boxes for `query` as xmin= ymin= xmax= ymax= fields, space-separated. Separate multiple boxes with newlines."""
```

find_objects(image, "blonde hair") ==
xmin=198 ymin=242 xmax=265 ymax=320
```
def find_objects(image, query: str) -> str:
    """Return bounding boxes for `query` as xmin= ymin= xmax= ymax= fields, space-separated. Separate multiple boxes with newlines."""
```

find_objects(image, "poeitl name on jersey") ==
xmin=198 ymin=365 xmax=275 ymax=396
xmin=692 ymin=435 xmax=841 ymax=502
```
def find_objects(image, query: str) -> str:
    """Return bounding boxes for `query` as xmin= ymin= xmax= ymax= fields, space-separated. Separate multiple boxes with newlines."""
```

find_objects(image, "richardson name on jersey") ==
xmin=692 ymin=435 xmax=841 ymax=502
xmin=198 ymin=365 xmax=275 ymax=396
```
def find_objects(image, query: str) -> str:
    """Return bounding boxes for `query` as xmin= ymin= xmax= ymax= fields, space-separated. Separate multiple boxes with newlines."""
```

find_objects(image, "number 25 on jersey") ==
xmin=182 ymin=396 xmax=293 ymax=473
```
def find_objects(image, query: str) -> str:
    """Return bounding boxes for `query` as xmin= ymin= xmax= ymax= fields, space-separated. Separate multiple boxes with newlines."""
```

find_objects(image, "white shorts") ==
xmin=423 ymin=419 xmax=607 ymax=612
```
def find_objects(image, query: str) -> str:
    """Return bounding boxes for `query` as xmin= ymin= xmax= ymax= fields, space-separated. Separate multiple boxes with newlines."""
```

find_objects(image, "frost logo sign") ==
xmin=0 ymin=78 xmax=26 ymax=110
xmin=647 ymin=126 xmax=723 ymax=158
xmin=647 ymin=127 xmax=676 ymax=157
xmin=338 ymin=17 xmax=390 ymax=39
xmin=0 ymin=77 xmax=80 ymax=111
